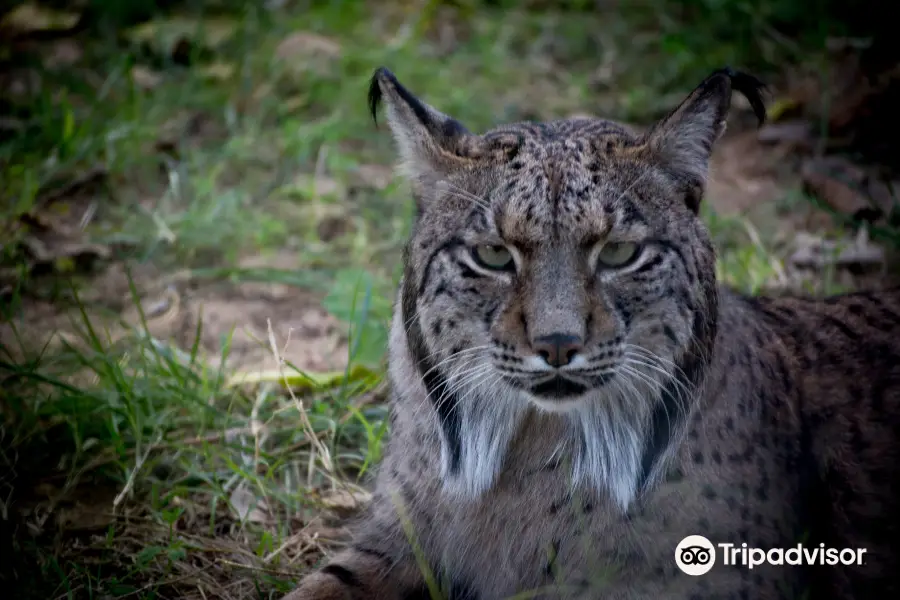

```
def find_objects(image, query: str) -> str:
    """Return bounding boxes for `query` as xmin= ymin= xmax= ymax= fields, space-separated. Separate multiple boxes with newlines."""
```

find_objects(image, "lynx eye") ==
xmin=473 ymin=244 xmax=514 ymax=270
xmin=597 ymin=241 xmax=640 ymax=268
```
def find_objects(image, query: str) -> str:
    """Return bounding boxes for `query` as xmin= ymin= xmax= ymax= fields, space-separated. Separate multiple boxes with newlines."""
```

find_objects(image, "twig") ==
xmin=113 ymin=437 xmax=155 ymax=508
xmin=266 ymin=319 xmax=334 ymax=477
xmin=741 ymin=219 xmax=788 ymax=285
xmin=112 ymin=572 xmax=199 ymax=599
xmin=52 ymin=585 xmax=85 ymax=600
xmin=217 ymin=558 xmax=296 ymax=575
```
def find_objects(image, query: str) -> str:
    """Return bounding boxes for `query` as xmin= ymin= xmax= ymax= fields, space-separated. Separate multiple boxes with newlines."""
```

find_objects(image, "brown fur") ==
xmin=281 ymin=67 xmax=900 ymax=599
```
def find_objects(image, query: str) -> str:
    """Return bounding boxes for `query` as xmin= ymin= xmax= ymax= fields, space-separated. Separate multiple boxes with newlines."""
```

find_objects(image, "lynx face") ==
xmin=373 ymin=67 xmax=765 ymax=507
xmin=408 ymin=137 xmax=713 ymax=413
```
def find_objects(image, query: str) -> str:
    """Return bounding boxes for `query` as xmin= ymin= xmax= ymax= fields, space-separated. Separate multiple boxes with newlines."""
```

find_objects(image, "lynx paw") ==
xmin=279 ymin=570 xmax=355 ymax=600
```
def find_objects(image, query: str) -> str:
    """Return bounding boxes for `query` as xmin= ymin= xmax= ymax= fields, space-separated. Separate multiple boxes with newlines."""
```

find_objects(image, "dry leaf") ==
xmin=198 ymin=61 xmax=235 ymax=81
xmin=131 ymin=65 xmax=164 ymax=90
xmin=20 ymin=236 xmax=110 ymax=263
xmin=789 ymin=230 xmax=885 ymax=271
xmin=14 ymin=166 xmax=111 ymax=276
xmin=229 ymin=485 xmax=269 ymax=524
xmin=318 ymin=488 xmax=372 ymax=515
xmin=275 ymin=31 xmax=341 ymax=60
xmin=0 ymin=116 xmax=25 ymax=134
xmin=275 ymin=94 xmax=309 ymax=116
xmin=801 ymin=157 xmax=883 ymax=222
xmin=274 ymin=31 xmax=342 ymax=77
xmin=757 ymin=120 xmax=814 ymax=152
xmin=126 ymin=16 xmax=237 ymax=57
xmin=44 ymin=39 xmax=83 ymax=68
xmin=1 ymin=3 xmax=80 ymax=33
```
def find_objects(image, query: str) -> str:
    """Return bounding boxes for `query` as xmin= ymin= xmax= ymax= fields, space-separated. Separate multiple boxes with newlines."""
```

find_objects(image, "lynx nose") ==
xmin=533 ymin=333 xmax=583 ymax=368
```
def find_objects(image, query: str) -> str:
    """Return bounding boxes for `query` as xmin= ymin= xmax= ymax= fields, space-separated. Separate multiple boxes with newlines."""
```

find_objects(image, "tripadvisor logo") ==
xmin=719 ymin=543 xmax=867 ymax=569
xmin=675 ymin=535 xmax=868 ymax=575
xmin=675 ymin=535 xmax=716 ymax=576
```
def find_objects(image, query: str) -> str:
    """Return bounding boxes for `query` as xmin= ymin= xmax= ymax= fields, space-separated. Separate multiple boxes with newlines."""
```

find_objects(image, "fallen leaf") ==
xmin=229 ymin=485 xmax=270 ymax=524
xmin=252 ymin=82 xmax=275 ymax=104
xmin=274 ymin=31 xmax=342 ymax=77
xmin=763 ymin=96 xmax=801 ymax=122
xmin=20 ymin=235 xmax=110 ymax=263
xmin=0 ymin=116 xmax=25 ymax=134
xmin=867 ymin=179 xmax=900 ymax=220
xmin=277 ymin=94 xmax=309 ymax=115
xmin=789 ymin=229 xmax=885 ymax=271
xmin=1 ymin=3 xmax=80 ymax=33
xmin=318 ymin=488 xmax=372 ymax=516
xmin=126 ymin=16 xmax=237 ymax=58
xmin=757 ymin=120 xmax=815 ymax=151
xmin=275 ymin=31 xmax=341 ymax=60
xmin=198 ymin=61 xmax=235 ymax=81
xmin=801 ymin=157 xmax=883 ymax=222
xmin=35 ymin=165 xmax=107 ymax=208
xmin=55 ymin=501 xmax=115 ymax=531
xmin=44 ymin=38 xmax=82 ymax=68
xmin=13 ymin=166 xmax=111 ymax=277
xmin=131 ymin=65 xmax=163 ymax=90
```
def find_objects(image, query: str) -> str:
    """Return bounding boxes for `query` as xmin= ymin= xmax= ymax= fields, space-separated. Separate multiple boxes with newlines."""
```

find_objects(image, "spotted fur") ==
xmin=281 ymin=67 xmax=900 ymax=600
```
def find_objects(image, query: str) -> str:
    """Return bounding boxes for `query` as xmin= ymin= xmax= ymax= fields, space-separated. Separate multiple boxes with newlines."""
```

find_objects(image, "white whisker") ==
xmin=441 ymin=181 xmax=492 ymax=211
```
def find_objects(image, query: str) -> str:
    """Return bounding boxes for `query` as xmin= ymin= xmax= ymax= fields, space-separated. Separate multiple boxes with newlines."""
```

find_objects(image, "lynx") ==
xmin=281 ymin=67 xmax=900 ymax=599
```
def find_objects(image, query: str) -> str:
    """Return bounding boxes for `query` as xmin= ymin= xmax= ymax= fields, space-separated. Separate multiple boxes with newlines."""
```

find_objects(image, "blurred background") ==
xmin=1 ymin=1 xmax=899 ymax=598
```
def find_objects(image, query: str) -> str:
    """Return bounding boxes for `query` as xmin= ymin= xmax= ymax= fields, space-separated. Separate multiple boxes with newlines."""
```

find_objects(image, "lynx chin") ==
xmin=280 ymin=66 xmax=900 ymax=600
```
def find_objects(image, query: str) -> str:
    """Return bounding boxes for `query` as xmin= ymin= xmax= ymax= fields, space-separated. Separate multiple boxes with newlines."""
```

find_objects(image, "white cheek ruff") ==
xmin=391 ymin=303 xmax=693 ymax=513
xmin=570 ymin=398 xmax=647 ymax=511
xmin=432 ymin=367 xmax=653 ymax=511
xmin=438 ymin=379 xmax=526 ymax=500
xmin=526 ymin=393 xmax=585 ymax=414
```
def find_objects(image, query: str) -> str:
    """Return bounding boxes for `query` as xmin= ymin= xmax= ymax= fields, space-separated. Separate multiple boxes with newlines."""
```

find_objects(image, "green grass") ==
xmin=0 ymin=0 xmax=887 ymax=598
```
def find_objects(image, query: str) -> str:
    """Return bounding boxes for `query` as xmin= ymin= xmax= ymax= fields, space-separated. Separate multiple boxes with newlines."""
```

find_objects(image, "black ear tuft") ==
xmin=365 ymin=66 xmax=484 ymax=191
xmin=717 ymin=67 xmax=768 ymax=126
xmin=642 ymin=66 xmax=770 ymax=213
xmin=367 ymin=67 xmax=390 ymax=127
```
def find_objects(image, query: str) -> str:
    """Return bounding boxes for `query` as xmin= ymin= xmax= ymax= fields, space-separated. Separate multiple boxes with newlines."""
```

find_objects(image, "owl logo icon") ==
xmin=675 ymin=535 xmax=716 ymax=576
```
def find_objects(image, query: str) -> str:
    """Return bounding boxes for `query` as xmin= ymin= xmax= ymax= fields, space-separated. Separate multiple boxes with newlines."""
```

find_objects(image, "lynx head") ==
xmin=370 ymin=67 xmax=766 ymax=509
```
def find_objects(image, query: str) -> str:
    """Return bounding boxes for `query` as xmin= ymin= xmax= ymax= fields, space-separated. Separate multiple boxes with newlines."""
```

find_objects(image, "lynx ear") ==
xmin=643 ymin=68 xmax=767 ymax=212
xmin=368 ymin=67 xmax=492 ymax=195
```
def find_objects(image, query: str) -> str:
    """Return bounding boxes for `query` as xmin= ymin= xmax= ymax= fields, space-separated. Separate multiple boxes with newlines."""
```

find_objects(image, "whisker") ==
xmin=619 ymin=351 xmax=695 ymax=433
xmin=612 ymin=170 xmax=652 ymax=205
xmin=441 ymin=181 xmax=492 ymax=211
xmin=618 ymin=363 xmax=674 ymax=430
xmin=420 ymin=345 xmax=494 ymax=380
